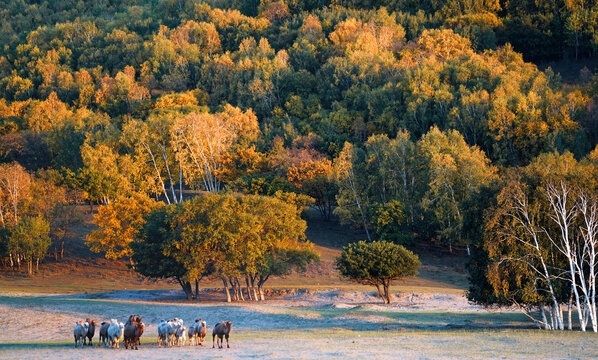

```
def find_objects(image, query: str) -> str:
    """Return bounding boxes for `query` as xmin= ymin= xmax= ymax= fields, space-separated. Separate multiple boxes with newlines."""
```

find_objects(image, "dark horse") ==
xmin=124 ymin=315 xmax=144 ymax=350
xmin=84 ymin=318 xmax=97 ymax=346
xmin=212 ymin=321 xmax=232 ymax=349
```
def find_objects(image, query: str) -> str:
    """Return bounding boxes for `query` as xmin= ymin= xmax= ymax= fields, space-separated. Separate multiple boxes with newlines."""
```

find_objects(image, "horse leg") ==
xmin=226 ymin=334 xmax=230 ymax=348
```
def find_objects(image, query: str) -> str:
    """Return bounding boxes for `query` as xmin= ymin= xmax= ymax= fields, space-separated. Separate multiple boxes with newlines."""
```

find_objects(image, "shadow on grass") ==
xmin=0 ymin=341 xmax=70 ymax=349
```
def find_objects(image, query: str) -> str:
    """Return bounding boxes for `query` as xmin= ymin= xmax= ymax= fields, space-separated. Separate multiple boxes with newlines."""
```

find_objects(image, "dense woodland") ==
xmin=0 ymin=0 xmax=597 ymax=329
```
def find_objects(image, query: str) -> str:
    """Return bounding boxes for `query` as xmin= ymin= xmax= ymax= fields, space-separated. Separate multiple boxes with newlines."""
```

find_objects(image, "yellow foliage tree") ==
xmin=86 ymin=192 xmax=164 ymax=260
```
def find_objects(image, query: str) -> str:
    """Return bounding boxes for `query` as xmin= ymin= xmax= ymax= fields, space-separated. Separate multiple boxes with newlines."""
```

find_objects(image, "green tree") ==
xmin=8 ymin=216 xmax=51 ymax=275
xmin=130 ymin=205 xmax=194 ymax=299
xmin=417 ymin=126 xmax=496 ymax=252
xmin=334 ymin=142 xmax=372 ymax=241
xmin=371 ymin=200 xmax=411 ymax=244
xmin=131 ymin=192 xmax=317 ymax=302
xmin=336 ymin=240 xmax=420 ymax=304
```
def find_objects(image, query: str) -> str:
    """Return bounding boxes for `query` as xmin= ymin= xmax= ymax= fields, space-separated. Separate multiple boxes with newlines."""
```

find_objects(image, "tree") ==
xmin=334 ymin=142 xmax=372 ymax=241
xmin=8 ymin=216 xmax=51 ymax=275
xmin=130 ymin=205 xmax=194 ymax=299
xmin=173 ymin=105 xmax=259 ymax=193
xmin=86 ymin=192 xmax=164 ymax=260
xmin=469 ymin=151 xmax=598 ymax=331
xmin=336 ymin=240 xmax=420 ymax=304
xmin=130 ymin=192 xmax=317 ymax=302
xmin=122 ymin=114 xmax=183 ymax=204
xmin=287 ymin=158 xmax=337 ymax=219
xmin=372 ymin=200 xmax=410 ymax=244
xmin=418 ymin=126 xmax=496 ymax=252
xmin=0 ymin=162 xmax=32 ymax=226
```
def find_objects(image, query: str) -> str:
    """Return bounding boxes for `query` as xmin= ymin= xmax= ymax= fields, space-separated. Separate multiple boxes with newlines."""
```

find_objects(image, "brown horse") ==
xmin=124 ymin=315 xmax=144 ymax=350
xmin=212 ymin=321 xmax=232 ymax=349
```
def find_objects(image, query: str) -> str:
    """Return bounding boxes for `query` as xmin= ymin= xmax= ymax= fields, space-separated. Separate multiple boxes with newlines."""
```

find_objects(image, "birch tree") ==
xmin=475 ymin=151 xmax=598 ymax=332
xmin=334 ymin=142 xmax=372 ymax=241
xmin=122 ymin=114 xmax=183 ymax=204
xmin=0 ymin=162 xmax=32 ymax=226
xmin=577 ymin=192 xmax=598 ymax=332
xmin=172 ymin=105 xmax=259 ymax=193
xmin=545 ymin=181 xmax=586 ymax=330
xmin=485 ymin=181 xmax=565 ymax=330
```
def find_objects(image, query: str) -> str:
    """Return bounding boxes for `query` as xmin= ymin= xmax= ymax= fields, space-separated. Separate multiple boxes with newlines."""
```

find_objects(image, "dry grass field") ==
xmin=0 ymin=292 xmax=596 ymax=359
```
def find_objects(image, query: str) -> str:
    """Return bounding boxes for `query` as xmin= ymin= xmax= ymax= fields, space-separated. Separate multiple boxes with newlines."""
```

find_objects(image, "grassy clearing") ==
xmin=0 ymin=295 xmax=529 ymax=339
xmin=0 ymin=294 xmax=592 ymax=358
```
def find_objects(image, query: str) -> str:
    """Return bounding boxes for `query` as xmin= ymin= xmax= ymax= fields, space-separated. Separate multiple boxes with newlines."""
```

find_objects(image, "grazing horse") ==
xmin=212 ymin=321 xmax=232 ymax=349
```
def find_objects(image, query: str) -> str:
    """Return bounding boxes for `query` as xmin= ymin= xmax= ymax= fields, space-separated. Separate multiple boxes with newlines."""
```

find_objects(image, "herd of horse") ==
xmin=73 ymin=315 xmax=233 ymax=350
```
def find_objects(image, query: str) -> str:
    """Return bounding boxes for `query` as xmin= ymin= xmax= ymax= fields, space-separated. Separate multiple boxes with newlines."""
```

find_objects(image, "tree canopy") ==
xmin=336 ymin=240 xmax=420 ymax=303
xmin=131 ymin=192 xmax=318 ymax=301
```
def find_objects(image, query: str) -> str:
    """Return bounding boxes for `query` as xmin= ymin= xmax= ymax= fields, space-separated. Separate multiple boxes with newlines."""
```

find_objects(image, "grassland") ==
xmin=1 ymin=294 xmax=596 ymax=359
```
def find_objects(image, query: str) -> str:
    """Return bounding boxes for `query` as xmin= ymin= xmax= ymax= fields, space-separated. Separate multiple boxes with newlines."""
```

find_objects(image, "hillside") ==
xmin=0 ymin=207 xmax=467 ymax=296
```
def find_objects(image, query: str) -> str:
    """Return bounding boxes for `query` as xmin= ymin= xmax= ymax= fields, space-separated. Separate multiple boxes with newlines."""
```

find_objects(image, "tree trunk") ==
xmin=179 ymin=166 xmax=183 ymax=202
xmin=177 ymin=277 xmax=193 ymax=300
xmin=222 ymin=278 xmax=231 ymax=303
xmin=257 ymin=275 xmax=270 ymax=301
xmin=383 ymin=281 xmax=391 ymax=304
xmin=229 ymin=277 xmax=239 ymax=302
xmin=60 ymin=240 xmax=64 ymax=260
xmin=184 ymin=281 xmax=193 ymax=300
xmin=195 ymin=280 xmax=200 ymax=300
xmin=375 ymin=284 xmax=385 ymax=303
xmin=252 ymin=278 xmax=259 ymax=302
xmin=36 ymin=258 xmax=39 ymax=272
xmin=540 ymin=305 xmax=551 ymax=330
xmin=245 ymin=276 xmax=253 ymax=301
xmin=258 ymin=286 xmax=265 ymax=301
xmin=568 ymin=294 xmax=573 ymax=330
xmin=236 ymin=278 xmax=245 ymax=301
